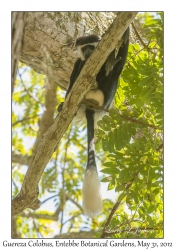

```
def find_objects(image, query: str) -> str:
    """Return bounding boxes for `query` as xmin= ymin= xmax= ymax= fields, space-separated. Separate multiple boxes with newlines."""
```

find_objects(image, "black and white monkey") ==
xmin=58 ymin=28 xmax=129 ymax=217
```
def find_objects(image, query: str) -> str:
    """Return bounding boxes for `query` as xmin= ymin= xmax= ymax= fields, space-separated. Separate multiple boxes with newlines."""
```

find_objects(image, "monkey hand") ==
xmin=57 ymin=102 xmax=64 ymax=112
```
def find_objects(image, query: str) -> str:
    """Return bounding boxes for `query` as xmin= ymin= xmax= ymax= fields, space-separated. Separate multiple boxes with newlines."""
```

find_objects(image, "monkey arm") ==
xmin=57 ymin=59 xmax=85 ymax=112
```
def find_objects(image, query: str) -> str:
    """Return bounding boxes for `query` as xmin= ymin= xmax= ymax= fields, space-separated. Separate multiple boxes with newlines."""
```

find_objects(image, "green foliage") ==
xmin=95 ymin=12 xmax=163 ymax=238
xmin=12 ymin=12 xmax=163 ymax=238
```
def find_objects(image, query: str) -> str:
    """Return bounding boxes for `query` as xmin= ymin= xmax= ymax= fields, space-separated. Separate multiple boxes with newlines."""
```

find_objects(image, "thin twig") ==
xmin=12 ymin=114 xmax=40 ymax=126
xmin=100 ymin=175 xmax=137 ymax=238
xmin=41 ymin=194 xmax=58 ymax=205
xmin=18 ymin=69 xmax=44 ymax=107
xmin=119 ymin=113 xmax=162 ymax=130
xmin=64 ymin=191 xmax=83 ymax=212
xmin=62 ymin=212 xmax=82 ymax=226
xmin=131 ymin=22 xmax=148 ymax=49
xmin=82 ymin=99 xmax=162 ymax=130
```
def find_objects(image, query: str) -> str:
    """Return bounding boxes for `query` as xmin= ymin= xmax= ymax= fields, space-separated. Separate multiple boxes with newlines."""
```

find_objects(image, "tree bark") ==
xmin=12 ymin=12 xmax=28 ymax=92
xmin=19 ymin=12 xmax=117 ymax=90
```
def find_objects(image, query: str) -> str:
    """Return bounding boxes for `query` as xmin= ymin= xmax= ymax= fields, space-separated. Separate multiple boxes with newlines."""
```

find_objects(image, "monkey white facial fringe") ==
xmin=82 ymin=166 xmax=102 ymax=218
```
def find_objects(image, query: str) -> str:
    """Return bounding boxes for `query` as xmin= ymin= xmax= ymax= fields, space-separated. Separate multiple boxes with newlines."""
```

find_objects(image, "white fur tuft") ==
xmin=82 ymin=166 xmax=102 ymax=218
xmin=73 ymin=104 xmax=105 ymax=127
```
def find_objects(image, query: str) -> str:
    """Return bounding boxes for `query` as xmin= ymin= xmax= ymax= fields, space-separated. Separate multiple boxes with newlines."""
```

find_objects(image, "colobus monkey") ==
xmin=58 ymin=28 xmax=129 ymax=217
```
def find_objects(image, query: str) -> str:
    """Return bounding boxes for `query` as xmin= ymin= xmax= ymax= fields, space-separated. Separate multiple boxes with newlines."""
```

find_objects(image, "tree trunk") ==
xmin=12 ymin=12 xmax=27 ymax=92
xmin=19 ymin=12 xmax=118 ymax=90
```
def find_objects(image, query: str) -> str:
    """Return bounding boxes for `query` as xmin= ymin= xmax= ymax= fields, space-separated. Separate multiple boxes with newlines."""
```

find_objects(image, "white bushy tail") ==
xmin=82 ymin=166 xmax=102 ymax=218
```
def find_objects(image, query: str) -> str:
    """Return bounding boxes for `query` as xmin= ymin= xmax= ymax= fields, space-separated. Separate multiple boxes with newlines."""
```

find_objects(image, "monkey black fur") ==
xmin=58 ymin=28 xmax=129 ymax=217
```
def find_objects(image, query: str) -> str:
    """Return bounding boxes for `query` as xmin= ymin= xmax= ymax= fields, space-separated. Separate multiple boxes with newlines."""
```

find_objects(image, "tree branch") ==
xmin=32 ymin=79 xmax=57 ymax=154
xmin=12 ymin=12 xmax=138 ymax=217
xmin=12 ymin=152 xmax=32 ymax=166
xmin=19 ymin=211 xmax=60 ymax=221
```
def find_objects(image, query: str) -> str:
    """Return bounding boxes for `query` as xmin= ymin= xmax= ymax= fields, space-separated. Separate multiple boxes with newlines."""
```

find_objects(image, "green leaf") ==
xmin=138 ymin=75 xmax=154 ymax=87
xmin=97 ymin=120 xmax=111 ymax=131
xmin=130 ymin=190 xmax=139 ymax=204
xmin=139 ymin=86 xmax=154 ymax=101
xmin=117 ymin=191 xmax=127 ymax=202
xmin=108 ymin=182 xmax=115 ymax=191
xmin=100 ymin=167 xmax=119 ymax=175
xmin=147 ymin=203 xmax=157 ymax=214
